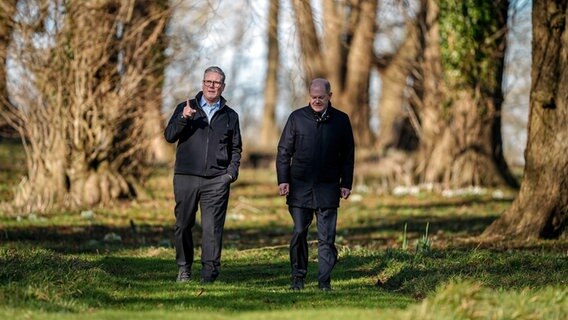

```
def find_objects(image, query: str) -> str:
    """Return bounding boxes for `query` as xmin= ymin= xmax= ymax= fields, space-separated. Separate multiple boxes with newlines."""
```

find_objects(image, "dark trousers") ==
xmin=173 ymin=174 xmax=231 ymax=280
xmin=289 ymin=206 xmax=338 ymax=285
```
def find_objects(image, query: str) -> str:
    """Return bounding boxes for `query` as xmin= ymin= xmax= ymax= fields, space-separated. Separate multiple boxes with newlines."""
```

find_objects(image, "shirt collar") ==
xmin=200 ymin=96 xmax=221 ymax=109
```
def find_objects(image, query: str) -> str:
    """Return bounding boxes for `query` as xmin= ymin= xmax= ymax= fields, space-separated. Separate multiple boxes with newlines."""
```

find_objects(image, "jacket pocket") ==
xmin=216 ymin=131 xmax=232 ymax=166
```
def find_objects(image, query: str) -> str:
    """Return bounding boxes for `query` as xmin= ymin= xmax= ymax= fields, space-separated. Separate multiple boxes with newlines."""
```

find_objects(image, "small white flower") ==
xmin=81 ymin=210 xmax=95 ymax=220
xmin=492 ymin=189 xmax=505 ymax=199
xmin=103 ymin=233 xmax=122 ymax=243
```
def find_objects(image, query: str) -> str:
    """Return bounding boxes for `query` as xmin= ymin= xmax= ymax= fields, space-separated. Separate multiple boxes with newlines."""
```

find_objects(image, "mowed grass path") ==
xmin=1 ymin=141 xmax=567 ymax=319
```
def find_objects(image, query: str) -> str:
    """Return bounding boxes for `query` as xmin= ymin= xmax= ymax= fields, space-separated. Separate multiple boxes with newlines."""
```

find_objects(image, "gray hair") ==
xmin=204 ymin=66 xmax=226 ymax=83
xmin=310 ymin=78 xmax=331 ymax=93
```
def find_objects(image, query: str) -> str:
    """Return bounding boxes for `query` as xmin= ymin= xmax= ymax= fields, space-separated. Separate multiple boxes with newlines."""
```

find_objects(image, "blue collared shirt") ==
xmin=200 ymin=96 xmax=221 ymax=123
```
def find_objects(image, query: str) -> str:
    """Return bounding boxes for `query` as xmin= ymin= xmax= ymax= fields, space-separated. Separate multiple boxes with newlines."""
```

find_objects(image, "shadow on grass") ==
xmin=369 ymin=248 xmax=568 ymax=299
xmin=314 ymin=212 xmax=494 ymax=245
xmin=2 ymin=209 xmax=566 ymax=259
xmin=93 ymin=253 xmax=413 ymax=311
xmin=374 ymin=197 xmax=514 ymax=209
xmin=0 ymin=223 xmax=174 ymax=253
xmin=0 ymin=213 xmax=498 ymax=253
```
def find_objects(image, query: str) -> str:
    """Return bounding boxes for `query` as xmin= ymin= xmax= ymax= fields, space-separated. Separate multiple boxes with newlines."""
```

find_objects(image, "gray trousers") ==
xmin=289 ymin=206 xmax=338 ymax=285
xmin=173 ymin=174 xmax=231 ymax=280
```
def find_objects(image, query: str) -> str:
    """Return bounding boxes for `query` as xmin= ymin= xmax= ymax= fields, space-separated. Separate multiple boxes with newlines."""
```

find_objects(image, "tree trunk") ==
xmin=376 ymin=14 xmax=421 ymax=153
xmin=13 ymin=118 xmax=68 ymax=212
xmin=291 ymin=0 xmax=376 ymax=147
xmin=0 ymin=1 xmax=18 ymax=133
xmin=322 ymin=0 xmax=347 ymax=91
xmin=416 ymin=0 xmax=517 ymax=189
xmin=135 ymin=0 xmax=172 ymax=165
xmin=339 ymin=0 xmax=377 ymax=147
xmin=144 ymin=103 xmax=171 ymax=164
xmin=259 ymin=0 xmax=280 ymax=148
xmin=5 ymin=0 xmax=169 ymax=213
xmin=483 ymin=0 xmax=567 ymax=240
xmin=291 ymin=0 xmax=325 ymax=83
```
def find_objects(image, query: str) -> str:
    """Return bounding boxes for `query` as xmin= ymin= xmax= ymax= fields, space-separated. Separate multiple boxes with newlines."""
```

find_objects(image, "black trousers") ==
xmin=173 ymin=174 xmax=231 ymax=280
xmin=289 ymin=206 xmax=338 ymax=285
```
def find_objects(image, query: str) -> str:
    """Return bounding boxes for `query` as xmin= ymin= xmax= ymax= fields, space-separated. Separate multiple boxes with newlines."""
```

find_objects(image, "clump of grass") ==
xmin=401 ymin=223 xmax=408 ymax=250
xmin=373 ymin=247 xmax=567 ymax=298
xmin=405 ymin=280 xmax=568 ymax=320
xmin=415 ymin=222 xmax=431 ymax=255
xmin=0 ymin=246 xmax=110 ymax=312
xmin=398 ymin=222 xmax=431 ymax=254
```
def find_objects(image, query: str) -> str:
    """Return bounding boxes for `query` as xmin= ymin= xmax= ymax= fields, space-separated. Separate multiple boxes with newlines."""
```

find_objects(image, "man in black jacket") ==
xmin=276 ymin=78 xmax=355 ymax=291
xmin=164 ymin=66 xmax=242 ymax=283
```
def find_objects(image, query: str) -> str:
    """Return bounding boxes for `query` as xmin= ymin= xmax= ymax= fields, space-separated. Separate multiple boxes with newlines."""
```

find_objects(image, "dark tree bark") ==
xmin=483 ymin=0 xmax=567 ymax=240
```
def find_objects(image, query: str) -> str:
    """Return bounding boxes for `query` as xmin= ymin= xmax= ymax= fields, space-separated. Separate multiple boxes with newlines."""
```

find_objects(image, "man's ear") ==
xmin=328 ymin=92 xmax=333 ymax=99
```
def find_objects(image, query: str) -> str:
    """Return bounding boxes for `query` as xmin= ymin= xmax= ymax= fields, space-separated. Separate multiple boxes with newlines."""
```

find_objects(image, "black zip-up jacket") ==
xmin=164 ymin=92 xmax=242 ymax=180
xmin=276 ymin=104 xmax=355 ymax=208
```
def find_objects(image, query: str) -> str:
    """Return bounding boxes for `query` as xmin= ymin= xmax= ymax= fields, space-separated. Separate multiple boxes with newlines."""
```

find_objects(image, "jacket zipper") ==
xmin=204 ymin=125 xmax=210 ymax=175
xmin=203 ymin=104 xmax=226 ymax=176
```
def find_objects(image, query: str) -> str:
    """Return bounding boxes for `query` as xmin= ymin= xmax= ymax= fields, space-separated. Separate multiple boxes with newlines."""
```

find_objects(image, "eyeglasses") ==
xmin=203 ymin=80 xmax=223 ymax=88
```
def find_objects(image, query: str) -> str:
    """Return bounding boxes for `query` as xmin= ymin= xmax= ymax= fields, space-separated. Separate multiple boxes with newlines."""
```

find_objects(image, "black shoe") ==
xmin=318 ymin=282 xmax=332 ymax=291
xmin=290 ymin=277 xmax=304 ymax=291
xmin=176 ymin=267 xmax=191 ymax=282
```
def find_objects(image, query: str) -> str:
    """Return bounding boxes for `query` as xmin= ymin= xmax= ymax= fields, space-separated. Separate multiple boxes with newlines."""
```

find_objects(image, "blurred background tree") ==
xmin=1 ymin=0 xmax=170 ymax=212
xmin=412 ymin=0 xmax=518 ymax=188
xmin=0 ymin=1 xmax=18 ymax=137
xmin=4 ymin=0 xmax=560 ymax=241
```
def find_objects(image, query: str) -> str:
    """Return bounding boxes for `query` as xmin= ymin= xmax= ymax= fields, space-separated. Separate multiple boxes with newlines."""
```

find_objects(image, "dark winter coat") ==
xmin=164 ymin=92 xmax=242 ymax=180
xmin=276 ymin=104 xmax=355 ymax=209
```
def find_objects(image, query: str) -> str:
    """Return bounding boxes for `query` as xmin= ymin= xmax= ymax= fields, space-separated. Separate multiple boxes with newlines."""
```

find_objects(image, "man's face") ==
xmin=202 ymin=71 xmax=225 ymax=103
xmin=309 ymin=85 xmax=331 ymax=112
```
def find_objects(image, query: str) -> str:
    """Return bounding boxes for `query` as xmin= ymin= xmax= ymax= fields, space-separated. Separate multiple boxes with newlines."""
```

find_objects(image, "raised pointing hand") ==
xmin=182 ymin=98 xmax=197 ymax=119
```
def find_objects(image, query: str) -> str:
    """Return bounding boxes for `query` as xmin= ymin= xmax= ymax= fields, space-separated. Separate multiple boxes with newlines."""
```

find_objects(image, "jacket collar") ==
xmin=305 ymin=102 xmax=333 ymax=122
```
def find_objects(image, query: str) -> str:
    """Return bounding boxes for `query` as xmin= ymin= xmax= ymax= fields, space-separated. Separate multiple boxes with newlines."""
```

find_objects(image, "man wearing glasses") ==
xmin=165 ymin=66 xmax=242 ymax=283
xmin=276 ymin=78 xmax=355 ymax=291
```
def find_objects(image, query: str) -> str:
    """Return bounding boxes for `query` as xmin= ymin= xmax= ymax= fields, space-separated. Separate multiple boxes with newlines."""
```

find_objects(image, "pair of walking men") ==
xmin=164 ymin=66 xmax=355 ymax=290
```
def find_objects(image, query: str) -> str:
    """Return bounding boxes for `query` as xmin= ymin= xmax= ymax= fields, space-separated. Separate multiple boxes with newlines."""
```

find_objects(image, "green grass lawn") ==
xmin=1 ymin=245 xmax=566 ymax=319
xmin=0 ymin=141 xmax=567 ymax=319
